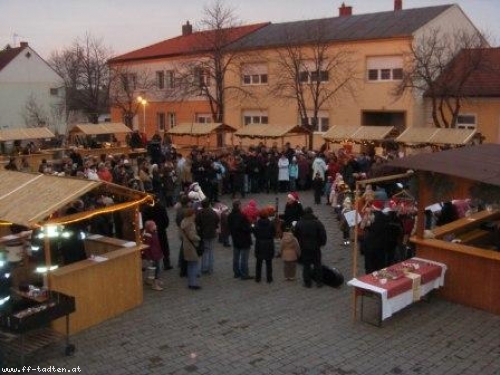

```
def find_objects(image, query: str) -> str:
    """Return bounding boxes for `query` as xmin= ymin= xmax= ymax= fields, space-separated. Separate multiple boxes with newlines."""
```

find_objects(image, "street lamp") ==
xmin=137 ymin=96 xmax=147 ymax=134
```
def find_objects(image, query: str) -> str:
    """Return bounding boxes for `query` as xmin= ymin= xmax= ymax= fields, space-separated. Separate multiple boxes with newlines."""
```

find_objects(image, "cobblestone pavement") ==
xmin=21 ymin=191 xmax=500 ymax=374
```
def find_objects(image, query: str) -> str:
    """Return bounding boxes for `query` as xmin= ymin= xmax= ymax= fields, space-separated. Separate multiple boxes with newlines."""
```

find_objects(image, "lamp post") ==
xmin=137 ymin=96 xmax=147 ymax=134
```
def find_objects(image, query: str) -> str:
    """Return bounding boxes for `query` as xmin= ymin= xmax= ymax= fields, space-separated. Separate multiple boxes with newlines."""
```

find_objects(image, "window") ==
xmin=304 ymin=111 xmax=330 ymax=133
xmin=165 ymin=70 xmax=175 ymax=89
xmin=194 ymin=67 xmax=211 ymax=87
xmin=49 ymin=88 xmax=58 ymax=96
xmin=196 ymin=114 xmax=212 ymax=124
xmin=241 ymin=63 xmax=268 ymax=86
xmin=243 ymin=110 xmax=268 ymax=125
xmin=299 ymin=69 xmax=329 ymax=84
xmin=157 ymin=112 xmax=166 ymax=131
xmin=156 ymin=71 xmax=165 ymax=89
xmin=121 ymin=73 xmax=137 ymax=91
xmin=366 ymin=56 xmax=403 ymax=82
xmin=168 ymin=112 xmax=176 ymax=127
xmin=456 ymin=114 xmax=476 ymax=130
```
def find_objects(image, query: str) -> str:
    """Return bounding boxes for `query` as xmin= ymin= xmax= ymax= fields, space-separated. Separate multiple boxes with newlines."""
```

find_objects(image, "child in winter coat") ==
xmin=339 ymin=197 xmax=353 ymax=246
xmin=142 ymin=220 xmax=164 ymax=291
xmin=280 ymin=230 xmax=301 ymax=280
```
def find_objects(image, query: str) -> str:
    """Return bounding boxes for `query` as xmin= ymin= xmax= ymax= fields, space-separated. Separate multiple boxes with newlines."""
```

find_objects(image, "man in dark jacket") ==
xmin=195 ymin=199 xmax=220 ymax=274
xmin=227 ymin=200 xmax=253 ymax=280
xmin=294 ymin=207 xmax=327 ymax=288
xmin=142 ymin=196 xmax=172 ymax=270
xmin=364 ymin=201 xmax=390 ymax=273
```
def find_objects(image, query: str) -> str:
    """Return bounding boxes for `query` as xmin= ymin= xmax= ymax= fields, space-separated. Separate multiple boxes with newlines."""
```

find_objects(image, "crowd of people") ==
xmin=4 ymin=136 xmax=426 ymax=290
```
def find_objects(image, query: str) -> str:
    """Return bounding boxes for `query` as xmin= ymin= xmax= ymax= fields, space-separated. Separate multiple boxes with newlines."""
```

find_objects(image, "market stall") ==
xmin=388 ymin=144 xmax=500 ymax=315
xmin=234 ymin=124 xmax=310 ymax=148
xmin=0 ymin=127 xmax=58 ymax=170
xmin=0 ymin=170 xmax=152 ymax=336
xmin=166 ymin=122 xmax=237 ymax=149
xmin=395 ymin=127 xmax=477 ymax=153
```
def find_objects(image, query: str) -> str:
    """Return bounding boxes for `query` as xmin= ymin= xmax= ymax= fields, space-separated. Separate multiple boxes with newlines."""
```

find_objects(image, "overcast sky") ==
xmin=1 ymin=0 xmax=499 ymax=59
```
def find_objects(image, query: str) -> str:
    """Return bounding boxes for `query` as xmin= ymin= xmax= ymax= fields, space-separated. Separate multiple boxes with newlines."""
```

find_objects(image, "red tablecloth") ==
xmin=357 ymin=258 xmax=443 ymax=299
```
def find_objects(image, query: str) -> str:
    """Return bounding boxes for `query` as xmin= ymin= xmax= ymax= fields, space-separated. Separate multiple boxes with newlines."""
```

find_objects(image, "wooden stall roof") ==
xmin=166 ymin=123 xmax=236 ymax=136
xmin=69 ymin=123 xmax=132 ymax=135
xmin=322 ymin=125 xmax=360 ymax=142
xmin=0 ymin=127 xmax=55 ymax=141
xmin=0 ymin=171 xmax=151 ymax=227
xmin=395 ymin=127 xmax=476 ymax=145
xmin=388 ymin=144 xmax=500 ymax=187
xmin=350 ymin=126 xmax=394 ymax=142
xmin=323 ymin=125 xmax=394 ymax=142
xmin=234 ymin=124 xmax=310 ymax=139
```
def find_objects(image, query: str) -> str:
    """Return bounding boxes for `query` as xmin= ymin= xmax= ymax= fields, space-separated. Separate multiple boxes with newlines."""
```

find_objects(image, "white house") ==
xmin=0 ymin=42 xmax=65 ymax=133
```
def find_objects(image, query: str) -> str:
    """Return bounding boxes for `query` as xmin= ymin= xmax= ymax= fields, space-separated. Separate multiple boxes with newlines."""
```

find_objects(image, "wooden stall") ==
xmin=234 ymin=124 xmax=311 ymax=149
xmin=0 ymin=127 xmax=58 ymax=170
xmin=322 ymin=125 xmax=395 ymax=154
xmin=166 ymin=122 xmax=237 ymax=149
xmin=395 ymin=127 xmax=477 ymax=154
xmin=0 ymin=171 xmax=153 ymax=334
xmin=388 ymin=144 xmax=500 ymax=315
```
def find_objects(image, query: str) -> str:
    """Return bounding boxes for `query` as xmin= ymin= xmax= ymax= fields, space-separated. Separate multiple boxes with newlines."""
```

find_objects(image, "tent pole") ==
xmin=43 ymin=227 xmax=52 ymax=290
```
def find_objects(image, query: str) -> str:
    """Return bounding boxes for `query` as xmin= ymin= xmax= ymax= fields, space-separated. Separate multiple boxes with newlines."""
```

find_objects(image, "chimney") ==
xmin=20 ymin=41 xmax=28 ymax=48
xmin=338 ymin=3 xmax=352 ymax=17
xmin=394 ymin=0 xmax=403 ymax=11
xmin=182 ymin=21 xmax=193 ymax=36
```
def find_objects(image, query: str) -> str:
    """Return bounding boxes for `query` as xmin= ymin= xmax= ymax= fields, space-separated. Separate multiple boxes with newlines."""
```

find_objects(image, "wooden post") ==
xmin=134 ymin=206 xmax=141 ymax=246
xmin=43 ymin=227 xmax=52 ymax=290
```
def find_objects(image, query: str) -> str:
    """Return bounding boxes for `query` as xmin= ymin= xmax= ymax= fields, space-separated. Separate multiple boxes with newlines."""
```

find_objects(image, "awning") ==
xmin=322 ymin=125 xmax=394 ymax=142
xmin=0 ymin=171 xmax=151 ymax=227
xmin=395 ymin=127 xmax=476 ymax=145
xmin=0 ymin=127 xmax=55 ymax=142
xmin=388 ymin=144 xmax=500 ymax=187
xmin=234 ymin=124 xmax=310 ymax=139
xmin=69 ymin=123 xmax=132 ymax=135
xmin=166 ymin=123 xmax=237 ymax=136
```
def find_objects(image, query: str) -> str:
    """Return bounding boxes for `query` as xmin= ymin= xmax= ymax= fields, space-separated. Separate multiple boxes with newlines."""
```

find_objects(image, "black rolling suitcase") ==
xmin=318 ymin=265 xmax=344 ymax=288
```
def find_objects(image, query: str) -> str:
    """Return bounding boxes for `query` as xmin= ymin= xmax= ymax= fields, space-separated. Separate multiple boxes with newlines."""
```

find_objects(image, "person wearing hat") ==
xmin=282 ymin=192 xmax=304 ymax=231
xmin=363 ymin=200 xmax=390 ymax=274
xmin=294 ymin=207 xmax=327 ymax=288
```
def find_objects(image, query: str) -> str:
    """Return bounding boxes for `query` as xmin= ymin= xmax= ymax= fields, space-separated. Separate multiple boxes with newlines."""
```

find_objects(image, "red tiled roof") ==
xmin=428 ymin=48 xmax=500 ymax=98
xmin=109 ymin=22 xmax=269 ymax=63
xmin=0 ymin=45 xmax=25 ymax=71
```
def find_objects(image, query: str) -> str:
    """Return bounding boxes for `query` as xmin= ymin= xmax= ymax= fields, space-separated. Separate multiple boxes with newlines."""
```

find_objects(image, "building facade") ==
xmin=0 ymin=42 xmax=65 ymax=133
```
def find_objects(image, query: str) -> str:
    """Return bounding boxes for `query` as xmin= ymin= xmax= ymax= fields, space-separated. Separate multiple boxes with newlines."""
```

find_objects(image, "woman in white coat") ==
xmin=277 ymin=154 xmax=290 ymax=192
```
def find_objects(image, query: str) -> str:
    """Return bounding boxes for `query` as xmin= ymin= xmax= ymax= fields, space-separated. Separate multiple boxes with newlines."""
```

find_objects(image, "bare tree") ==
xmin=108 ymin=65 xmax=156 ymax=128
xmin=22 ymin=94 xmax=48 ymax=128
xmin=394 ymin=28 xmax=488 ymax=128
xmin=177 ymin=0 xmax=255 ymax=122
xmin=50 ymin=33 xmax=112 ymax=124
xmin=270 ymin=20 xmax=359 ymax=147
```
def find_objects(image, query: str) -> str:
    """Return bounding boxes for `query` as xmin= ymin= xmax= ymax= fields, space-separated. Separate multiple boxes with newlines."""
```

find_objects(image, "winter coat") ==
xmin=180 ymin=216 xmax=200 ymax=261
xmin=142 ymin=230 xmax=163 ymax=261
xmin=282 ymin=201 xmax=304 ymax=229
xmin=195 ymin=207 xmax=220 ymax=240
xmin=227 ymin=209 xmax=253 ymax=249
xmin=280 ymin=232 xmax=301 ymax=261
xmin=289 ymin=163 xmax=299 ymax=179
xmin=312 ymin=157 xmax=327 ymax=180
xmin=253 ymin=218 xmax=276 ymax=260
xmin=294 ymin=213 xmax=327 ymax=261
xmin=364 ymin=210 xmax=389 ymax=254
xmin=278 ymin=157 xmax=290 ymax=181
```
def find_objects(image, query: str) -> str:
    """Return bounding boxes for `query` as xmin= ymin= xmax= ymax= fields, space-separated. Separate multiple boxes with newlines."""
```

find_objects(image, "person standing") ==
xmin=278 ymin=153 xmax=290 ymax=192
xmin=253 ymin=209 xmax=276 ymax=283
xmin=282 ymin=192 xmax=304 ymax=231
xmin=280 ymin=230 xmax=301 ymax=281
xmin=180 ymin=208 xmax=202 ymax=290
xmin=294 ymin=207 xmax=327 ymax=288
xmin=142 ymin=196 xmax=172 ymax=270
xmin=195 ymin=199 xmax=220 ymax=275
xmin=363 ymin=200 xmax=390 ymax=274
xmin=227 ymin=200 xmax=253 ymax=280
xmin=142 ymin=221 xmax=164 ymax=291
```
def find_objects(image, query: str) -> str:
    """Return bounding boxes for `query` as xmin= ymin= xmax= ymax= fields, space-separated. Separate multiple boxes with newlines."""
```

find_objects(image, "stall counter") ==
xmin=49 ymin=240 xmax=146 ymax=334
